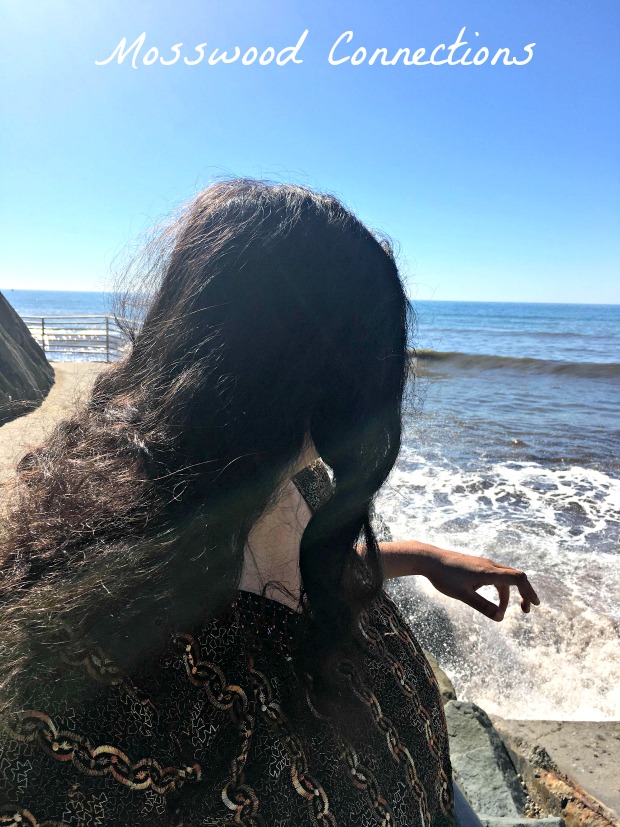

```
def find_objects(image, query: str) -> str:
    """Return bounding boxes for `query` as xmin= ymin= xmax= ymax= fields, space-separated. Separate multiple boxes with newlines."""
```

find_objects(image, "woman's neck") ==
xmin=239 ymin=443 xmax=317 ymax=612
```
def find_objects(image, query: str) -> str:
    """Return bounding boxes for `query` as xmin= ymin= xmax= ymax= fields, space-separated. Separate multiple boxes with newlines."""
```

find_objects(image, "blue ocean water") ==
xmin=3 ymin=289 xmax=112 ymax=317
xmin=413 ymin=300 xmax=620 ymax=364
xmin=2 ymin=290 xmax=620 ymax=720
xmin=385 ymin=301 xmax=620 ymax=721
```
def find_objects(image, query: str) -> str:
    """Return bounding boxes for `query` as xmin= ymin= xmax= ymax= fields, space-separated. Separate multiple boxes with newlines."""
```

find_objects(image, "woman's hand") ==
xmin=421 ymin=546 xmax=540 ymax=621
xmin=375 ymin=540 xmax=540 ymax=621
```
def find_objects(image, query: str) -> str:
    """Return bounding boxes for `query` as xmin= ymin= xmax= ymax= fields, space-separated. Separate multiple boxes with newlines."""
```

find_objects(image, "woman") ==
xmin=0 ymin=180 xmax=538 ymax=826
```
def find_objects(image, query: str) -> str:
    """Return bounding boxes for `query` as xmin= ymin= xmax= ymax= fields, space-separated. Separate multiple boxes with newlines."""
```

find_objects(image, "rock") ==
xmin=423 ymin=648 xmax=457 ymax=703
xmin=480 ymin=819 xmax=564 ymax=827
xmin=445 ymin=700 xmax=528 ymax=817
xmin=0 ymin=292 xmax=54 ymax=425
xmin=492 ymin=718 xmax=620 ymax=827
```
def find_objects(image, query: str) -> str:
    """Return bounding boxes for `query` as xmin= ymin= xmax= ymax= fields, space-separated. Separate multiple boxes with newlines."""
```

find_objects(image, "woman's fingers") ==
xmin=426 ymin=550 xmax=541 ymax=620
xmin=464 ymin=590 xmax=505 ymax=621
xmin=465 ymin=568 xmax=540 ymax=621
xmin=495 ymin=584 xmax=510 ymax=620
xmin=493 ymin=567 xmax=540 ymax=609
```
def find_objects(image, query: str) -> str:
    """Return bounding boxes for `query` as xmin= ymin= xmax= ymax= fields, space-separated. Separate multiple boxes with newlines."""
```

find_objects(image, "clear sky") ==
xmin=1 ymin=0 xmax=618 ymax=303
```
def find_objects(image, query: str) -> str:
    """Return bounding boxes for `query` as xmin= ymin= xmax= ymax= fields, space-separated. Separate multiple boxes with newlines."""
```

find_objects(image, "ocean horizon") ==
xmin=2 ymin=288 xmax=619 ymax=722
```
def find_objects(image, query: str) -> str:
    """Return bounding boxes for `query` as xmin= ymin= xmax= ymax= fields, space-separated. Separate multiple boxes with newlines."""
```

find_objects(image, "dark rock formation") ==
xmin=446 ymin=700 xmax=529 ymax=817
xmin=0 ymin=292 xmax=54 ymax=425
xmin=423 ymin=649 xmax=457 ymax=704
xmin=480 ymin=819 xmax=564 ymax=827
xmin=492 ymin=718 xmax=620 ymax=827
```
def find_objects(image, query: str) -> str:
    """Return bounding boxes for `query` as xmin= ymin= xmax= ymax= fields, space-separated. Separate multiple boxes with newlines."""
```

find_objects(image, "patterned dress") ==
xmin=0 ymin=463 xmax=454 ymax=827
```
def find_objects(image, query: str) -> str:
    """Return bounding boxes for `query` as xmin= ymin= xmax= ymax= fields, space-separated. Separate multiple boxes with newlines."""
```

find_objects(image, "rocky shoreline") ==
xmin=424 ymin=653 xmax=619 ymax=827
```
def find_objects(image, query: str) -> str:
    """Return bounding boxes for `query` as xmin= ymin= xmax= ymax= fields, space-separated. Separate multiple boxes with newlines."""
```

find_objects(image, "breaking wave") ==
xmin=375 ymin=445 xmax=620 ymax=720
xmin=413 ymin=350 xmax=620 ymax=380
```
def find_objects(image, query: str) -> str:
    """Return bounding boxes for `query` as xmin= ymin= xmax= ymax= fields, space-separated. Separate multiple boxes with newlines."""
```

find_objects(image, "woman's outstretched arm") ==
xmin=293 ymin=457 xmax=540 ymax=622
xmin=369 ymin=540 xmax=540 ymax=621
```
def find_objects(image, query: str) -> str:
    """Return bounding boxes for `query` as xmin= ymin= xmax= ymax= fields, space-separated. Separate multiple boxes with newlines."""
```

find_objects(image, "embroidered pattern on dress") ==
xmin=359 ymin=601 xmax=453 ymax=817
xmin=62 ymin=647 xmax=158 ymax=714
xmin=174 ymin=632 xmax=263 ymax=826
xmin=1 ymin=590 xmax=454 ymax=826
xmin=5 ymin=709 xmax=199 ymax=794
xmin=0 ymin=803 xmax=68 ymax=827
xmin=336 ymin=737 xmax=395 ymax=827
xmin=337 ymin=658 xmax=431 ymax=827
xmin=248 ymin=659 xmax=337 ymax=827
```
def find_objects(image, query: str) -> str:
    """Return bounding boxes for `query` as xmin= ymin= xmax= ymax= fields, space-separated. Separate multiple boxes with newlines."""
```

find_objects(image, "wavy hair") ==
xmin=0 ymin=179 xmax=411 ymax=713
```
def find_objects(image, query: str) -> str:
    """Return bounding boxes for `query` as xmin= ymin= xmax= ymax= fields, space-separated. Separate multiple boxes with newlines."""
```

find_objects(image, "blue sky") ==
xmin=1 ymin=0 xmax=618 ymax=302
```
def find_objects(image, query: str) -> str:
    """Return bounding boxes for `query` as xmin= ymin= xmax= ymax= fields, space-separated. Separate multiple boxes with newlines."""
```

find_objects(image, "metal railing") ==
xmin=21 ymin=315 xmax=130 ymax=362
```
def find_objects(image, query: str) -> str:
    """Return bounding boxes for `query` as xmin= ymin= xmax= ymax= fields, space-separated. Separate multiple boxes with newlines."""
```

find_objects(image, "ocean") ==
xmin=3 ymin=290 xmax=620 ymax=721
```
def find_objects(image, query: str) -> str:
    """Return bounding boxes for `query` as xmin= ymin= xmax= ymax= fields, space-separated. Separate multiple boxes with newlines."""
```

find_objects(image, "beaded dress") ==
xmin=0 ymin=461 xmax=454 ymax=827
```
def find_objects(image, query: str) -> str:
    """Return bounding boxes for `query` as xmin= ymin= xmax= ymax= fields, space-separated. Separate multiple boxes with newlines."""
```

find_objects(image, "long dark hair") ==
xmin=0 ymin=179 xmax=411 ymax=712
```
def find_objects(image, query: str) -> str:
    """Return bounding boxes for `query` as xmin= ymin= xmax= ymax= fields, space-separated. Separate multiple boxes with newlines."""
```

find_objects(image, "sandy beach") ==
xmin=0 ymin=361 xmax=106 ymax=484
